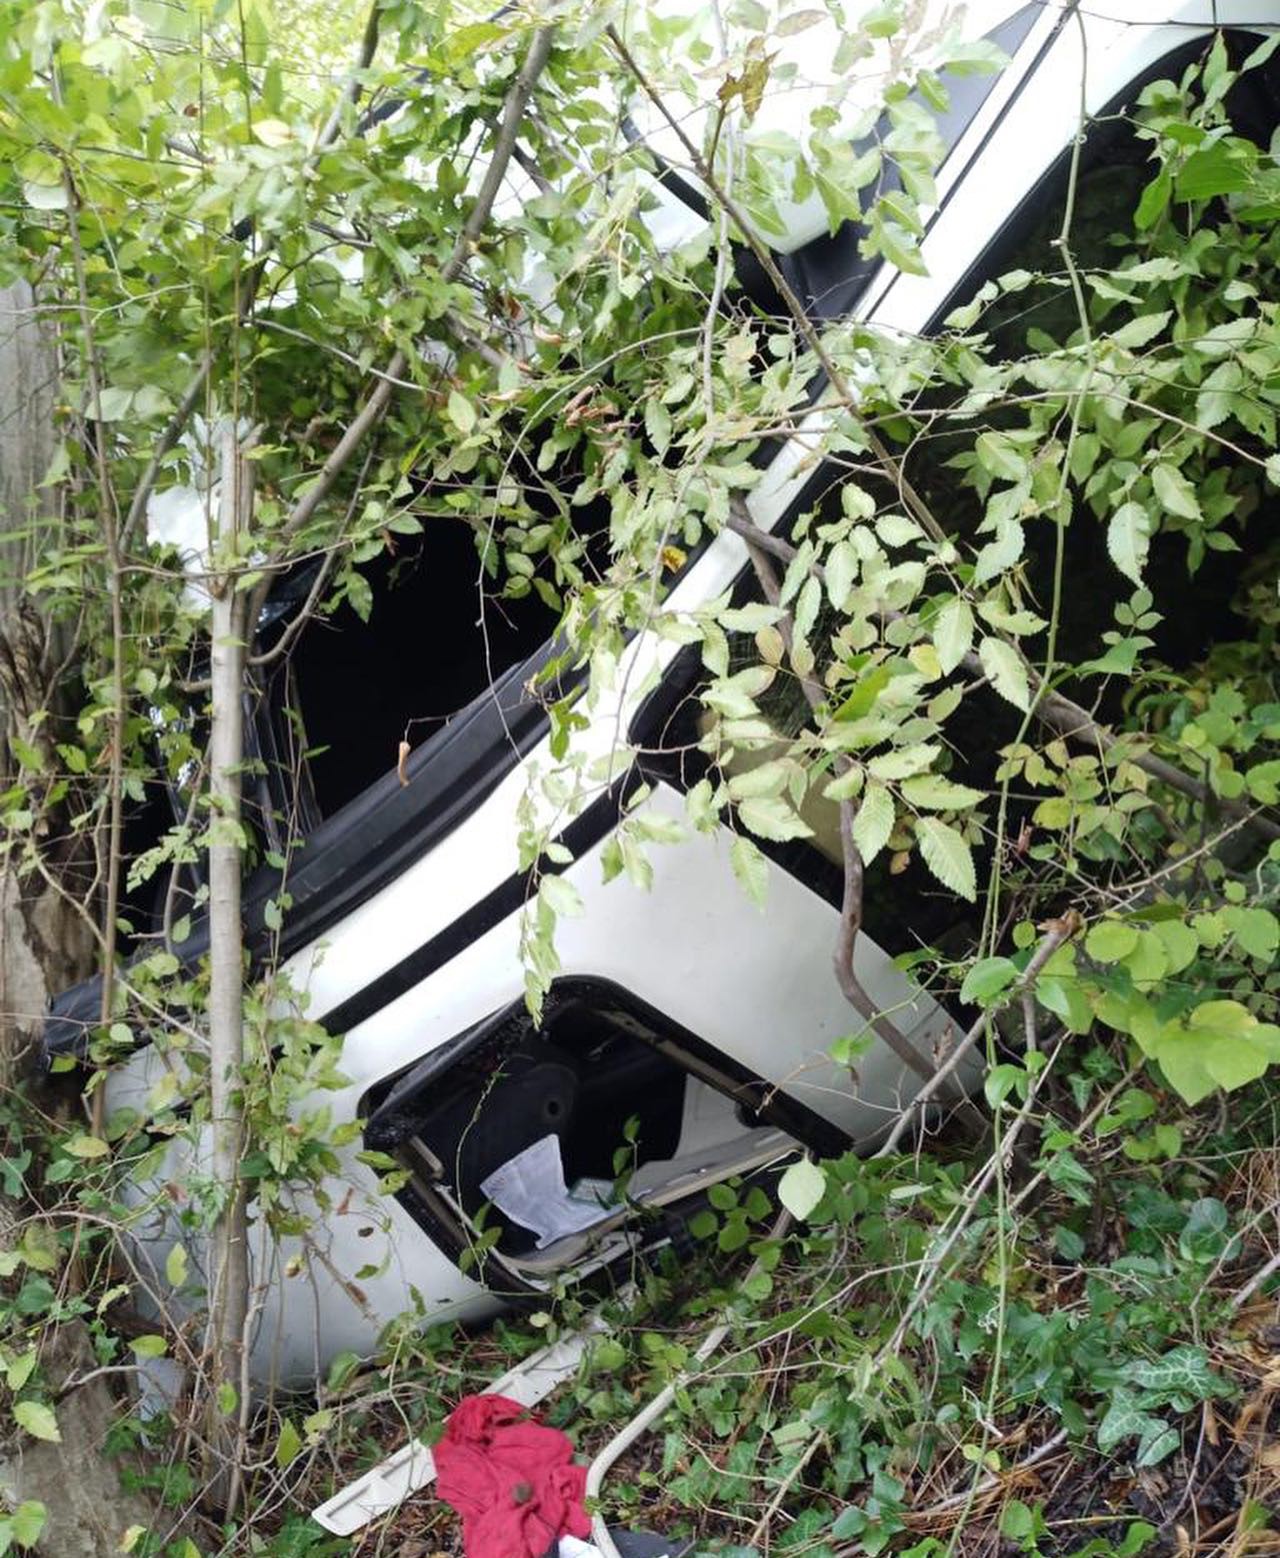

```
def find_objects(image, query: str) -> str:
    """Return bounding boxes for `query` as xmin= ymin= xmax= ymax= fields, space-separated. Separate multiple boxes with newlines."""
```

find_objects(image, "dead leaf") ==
xmin=397 ymin=740 xmax=411 ymax=786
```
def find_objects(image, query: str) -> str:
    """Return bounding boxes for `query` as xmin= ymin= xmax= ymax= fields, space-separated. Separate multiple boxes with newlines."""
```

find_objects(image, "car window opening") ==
xmin=259 ymin=518 xmax=562 ymax=821
xmin=363 ymin=981 xmax=802 ymax=1287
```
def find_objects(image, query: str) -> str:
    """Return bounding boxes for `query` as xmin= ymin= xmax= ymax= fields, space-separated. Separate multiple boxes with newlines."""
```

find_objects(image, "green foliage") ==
xmin=0 ymin=3 xmax=1278 ymax=1553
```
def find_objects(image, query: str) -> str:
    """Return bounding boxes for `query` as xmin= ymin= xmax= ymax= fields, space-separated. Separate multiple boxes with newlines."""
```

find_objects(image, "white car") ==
xmin=45 ymin=0 xmax=1275 ymax=1387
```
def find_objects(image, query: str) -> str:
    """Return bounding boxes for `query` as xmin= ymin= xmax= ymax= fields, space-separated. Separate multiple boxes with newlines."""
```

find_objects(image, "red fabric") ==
xmin=434 ymin=1393 xmax=591 ymax=1558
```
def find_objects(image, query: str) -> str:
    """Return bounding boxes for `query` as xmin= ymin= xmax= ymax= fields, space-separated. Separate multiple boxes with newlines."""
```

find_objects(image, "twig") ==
xmin=1231 ymin=1240 xmax=1280 ymax=1310
xmin=748 ymin=1428 xmax=826 ymax=1549
xmin=739 ymin=534 xmax=932 ymax=1082
xmin=875 ymin=914 xmax=1079 ymax=1158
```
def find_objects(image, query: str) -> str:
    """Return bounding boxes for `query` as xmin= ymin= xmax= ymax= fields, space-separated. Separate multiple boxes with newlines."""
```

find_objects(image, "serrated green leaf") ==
xmin=13 ymin=1400 xmax=60 ymax=1443
xmin=730 ymin=834 xmax=769 ymax=908
xmin=1107 ymin=501 xmax=1152 ymax=585
xmin=915 ymin=817 xmax=976 ymax=900
xmin=932 ymin=597 xmax=974 ymax=675
xmin=900 ymin=774 xmax=985 ymax=810
xmin=738 ymin=795 xmax=813 ymax=843
xmin=1110 ymin=310 xmax=1171 ymax=350
xmin=978 ymin=637 xmax=1030 ymax=712
xmin=539 ymin=873 xmax=585 ymax=917
xmin=1151 ymin=463 xmax=1201 ymax=521
xmin=851 ymin=782 xmax=894 ymax=865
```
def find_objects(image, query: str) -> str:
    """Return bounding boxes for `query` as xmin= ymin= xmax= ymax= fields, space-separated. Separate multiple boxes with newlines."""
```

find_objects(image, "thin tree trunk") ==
xmin=203 ymin=429 xmax=253 ymax=1516
xmin=0 ymin=281 xmax=165 ymax=1554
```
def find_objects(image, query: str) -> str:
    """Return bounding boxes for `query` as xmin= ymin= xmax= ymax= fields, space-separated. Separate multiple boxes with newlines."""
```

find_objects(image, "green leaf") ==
xmin=13 ymin=1400 xmax=60 ymax=1443
xmin=326 ymin=1351 xmax=361 ymax=1392
xmin=1085 ymin=921 xmax=1140 ymax=963
xmin=1178 ymin=141 xmax=1250 ymax=201
xmin=777 ymin=1157 xmax=826 ymax=1220
xmin=730 ymin=835 xmax=769 ymax=908
xmin=275 ymin=1418 xmax=303 ymax=1468
xmin=899 ymin=774 xmax=985 ymax=810
xmin=1228 ymin=907 xmax=1278 ymax=962
xmin=1107 ymin=501 xmax=1152 ymax=585
xmin=738 ymin=796 xmax=813 ymax=843
xmin=446 ymin=390 xmax=477 ymax=435
xmin=1129 ymin=1346 xmax=1222 ymax=1402
xmin=8 ymin=1502 xmax=46 ymax=1548
xmin=1110 ymin=311 xmax=1171 ymax=350
xmin=978 ymin=637 xmax=1030 ymax=712
xmin=166 ymin=1243 xmax=188 ymax=1287
xmin=975 ymin=431 xmax=1027 ymax=482
xmin=851 ymin=782 xmax=894 ymax=865
xmin=22 ymin=180 xmax=68 ymax=210
xmin=63 ymin=1134 xmax=110 ymax=1159
xmin=932 ymin=597 xmax=973 ymax=675
xmin=1151 ymin=463 xmax=1201 ymax=521
xmin=539 ymin=873 xmax=585 ymax=918
xmin=960 ymin=956 xmax=1019 ymax=1006
xmin=130 ymin=1335 xmax=168 ymax=1359
xmin=915 ymin=817 xmax=976 ymax=901
xmin=1134 ymin=165 xmax=1172 ymax=229
xmin=867 ymin=744 xmax=938 ymax=781
xmin=1097 ymin=1387 xmax=1166 ymax=1456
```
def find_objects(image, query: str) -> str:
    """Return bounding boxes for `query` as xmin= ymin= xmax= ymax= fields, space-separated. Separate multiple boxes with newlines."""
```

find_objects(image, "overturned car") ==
xmin=44 ymin=0 xmax=1278 ymax=1387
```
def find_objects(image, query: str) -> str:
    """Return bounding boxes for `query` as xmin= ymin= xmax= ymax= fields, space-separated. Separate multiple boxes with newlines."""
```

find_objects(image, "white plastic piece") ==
xmin=312 ymin=1439 xmax=437 ymax=1536
xmin=312 ymin=1310 xmax=612 ymax=1534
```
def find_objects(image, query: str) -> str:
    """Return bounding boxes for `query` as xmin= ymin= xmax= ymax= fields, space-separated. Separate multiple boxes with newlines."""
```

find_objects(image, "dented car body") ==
xmin=45 ymin=1 xmax=1276 ymax=1386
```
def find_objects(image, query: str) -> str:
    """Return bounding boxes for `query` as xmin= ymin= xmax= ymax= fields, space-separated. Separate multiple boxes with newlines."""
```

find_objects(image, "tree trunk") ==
xmin=202 ymin=427 xmax=253 ymax=1517
xmin=0 ymin=281 xmax=163 ymax=1555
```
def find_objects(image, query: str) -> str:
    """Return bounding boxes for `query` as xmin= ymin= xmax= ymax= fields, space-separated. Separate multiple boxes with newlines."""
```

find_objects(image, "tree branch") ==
xmin=724 ymin=504 xmax=1280 ymax=844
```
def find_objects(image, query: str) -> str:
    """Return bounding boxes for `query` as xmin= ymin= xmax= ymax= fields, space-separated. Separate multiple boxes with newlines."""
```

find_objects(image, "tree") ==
xmin=0 ymin=0 xmax=1278 ymax=1550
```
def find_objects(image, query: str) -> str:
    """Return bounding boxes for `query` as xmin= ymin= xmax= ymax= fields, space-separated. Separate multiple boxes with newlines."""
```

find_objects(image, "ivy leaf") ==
xmin=851 ymin=782 xmax=894 ymax=865
xmin=777 ymin=1158 xmax=826 ymax=1220
xmin=13 ymin=1400 xmax=60 ymax=1443
xmin=1129 ymin=1346 xmax=1222 ymax=1402
xmin=978 ymin=637 xmax=1030 ymax=712
xmin=1107 ymin=501 xmax=1152 ymax=585
xmin=915 ymin=817 xmax=977 ymax=901
xmin=1097 ymin=1388 xmax=1166 ymax=1456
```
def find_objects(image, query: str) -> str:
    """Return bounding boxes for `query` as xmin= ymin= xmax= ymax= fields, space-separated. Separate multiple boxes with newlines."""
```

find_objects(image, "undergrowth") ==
xmin=82 ymin=1049 xmax=1279 ymax=1558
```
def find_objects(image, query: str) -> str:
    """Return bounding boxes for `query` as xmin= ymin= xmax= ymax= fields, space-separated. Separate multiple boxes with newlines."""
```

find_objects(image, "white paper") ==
xmin=480 ymin=1135 xmax=611 ymax=1248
